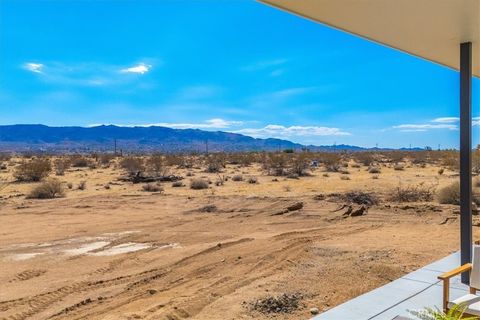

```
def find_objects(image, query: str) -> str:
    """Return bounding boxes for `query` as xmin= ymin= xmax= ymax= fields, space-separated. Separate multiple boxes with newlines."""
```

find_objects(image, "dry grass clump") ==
xmin=190 ymin=178 xmax=209 ymax=190
xmin=78 ymin=180 xmax=87 ymax=190
xmin=142 ymin=183 xmax=164 ymax=192
xmin=437 ymin=182 xmax=460 ymax=205
xmin=70 ymin=156 xmax=91 ymax=168
xmin=389 ymin=184 xmax=435 ymax=202
xmin=27 ymin=178 xmax=65 ymax=199
xmin=393 ymin=163 xmax=405 ymax=171
xmin=340 ymin=176 xmax=351 ymax=180
xmin=205 ymin=154 xmax=224 ymax=173
xmin=14 ymin=158 xmax=52 ymax=182
xmin=354 ymin=152 xmax=375 ymax=166
xmin=250 ymin=293 xmax=303 ymax=314
xmin=232 ymin=174 xmax=243 ymax=181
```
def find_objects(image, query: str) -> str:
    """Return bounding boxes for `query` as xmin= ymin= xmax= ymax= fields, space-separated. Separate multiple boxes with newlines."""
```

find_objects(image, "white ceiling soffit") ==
xmin=259 ymin=0 xmax=480 ymax=77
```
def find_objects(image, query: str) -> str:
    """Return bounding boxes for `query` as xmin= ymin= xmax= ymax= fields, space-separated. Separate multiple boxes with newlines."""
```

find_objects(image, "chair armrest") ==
xmin=438 ymin=263 xmax=472 ymax=280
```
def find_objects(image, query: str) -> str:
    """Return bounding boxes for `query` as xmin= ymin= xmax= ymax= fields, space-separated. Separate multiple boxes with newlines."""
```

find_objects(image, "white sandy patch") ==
xmin=8 ymin=252 xmax=44 ymax=261
xmin=63 ymin=241 xmax=110 ymax=255
xmin=90 ymin=242 xmax=152 ymax=256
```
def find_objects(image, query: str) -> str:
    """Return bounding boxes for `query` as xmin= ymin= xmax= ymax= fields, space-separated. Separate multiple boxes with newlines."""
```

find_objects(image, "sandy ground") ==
xmin=0 ymin=160 xmax=477 ymax=319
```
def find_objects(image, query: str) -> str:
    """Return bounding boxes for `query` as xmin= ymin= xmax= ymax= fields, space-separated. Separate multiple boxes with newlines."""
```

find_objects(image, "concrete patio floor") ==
xmin=313 ymin=251 xmax=470 ymax=320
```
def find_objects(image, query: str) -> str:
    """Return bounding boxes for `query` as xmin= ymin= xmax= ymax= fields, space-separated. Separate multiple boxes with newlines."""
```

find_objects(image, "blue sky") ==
xmin=0 ymin=0 xmax=479 ymax=148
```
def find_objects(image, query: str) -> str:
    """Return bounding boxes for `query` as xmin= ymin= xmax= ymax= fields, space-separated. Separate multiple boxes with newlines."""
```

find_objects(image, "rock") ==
xmin=310 ymin=307 xmax=320 ymax=315
xmin=287 ymin=202 xmax=303 ymax=212
xmin=350 ymin=205 xmax=367 ymax=217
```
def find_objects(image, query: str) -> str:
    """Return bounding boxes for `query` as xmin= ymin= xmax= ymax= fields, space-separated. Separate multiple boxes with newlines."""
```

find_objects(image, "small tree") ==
xmin=14 ymin=158 xmax=52 ymax=182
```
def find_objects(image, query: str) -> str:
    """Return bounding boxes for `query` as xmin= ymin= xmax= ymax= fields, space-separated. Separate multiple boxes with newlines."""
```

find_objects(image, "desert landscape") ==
xmin=0 ymin=150 xmax=478 ymax=320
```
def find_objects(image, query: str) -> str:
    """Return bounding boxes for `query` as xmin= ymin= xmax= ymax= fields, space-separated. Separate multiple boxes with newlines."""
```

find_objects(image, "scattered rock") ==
xmin=310 ymin=307 xmax=320 ymax=315
xmin=287 ymin=202 xmax=303 ymax=212
xmin=199 ymin=205 xmax=217 ymax=213
xmin=250 ymin=293 xmax=303 ymax=314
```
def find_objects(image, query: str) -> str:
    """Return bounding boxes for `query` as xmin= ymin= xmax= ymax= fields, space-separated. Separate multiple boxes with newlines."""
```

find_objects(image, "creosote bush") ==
xmin=389 ymin=184 xmax=435 ymax=202
xmin=190 ymin=178 xmax=209 ymax=190
xmin=14 ymin=158 xmax=52 ymax=182
xmin=437 ymin=182 xmax=460 ymax=205
xmin=27 ymin=178 xmax=65 ymax=199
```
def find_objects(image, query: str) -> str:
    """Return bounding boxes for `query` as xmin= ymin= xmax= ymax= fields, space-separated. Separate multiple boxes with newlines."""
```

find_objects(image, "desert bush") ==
xmin=368 ymin=166 xmax=381 ymax=174
xmin=120 ymin=157 xmax=144 ymax=176
xmin=98 ymin=153 xmax=115 ymax=167
xmin=393 ymin=163 xmax=405 ymax=171
xmin=389 ymin=184 xmax=435 ymax=202
xmin=205 ymin=154 xmax=224 ymax=173
xmin=290 ymin=153 xmax=310 ymax=176
xmin=146 ymin=154 xmax=169 ymax=177
xmin=0 ymin=163 xmax=6 ymax=170
xmin=14 ymin=158 xmax=52 ymax=182
xmin=247 ymin=176 xmax=258 ymax=184
xmin=437 ymin=182 xmax=460 ymax=205
xmin=27 ymin=178 xmax=65 ymax=199
xmin=70 ymin=156 xmax=91 ymax=168
xmin=171 ymin=181 xmax=184 ymax=187
xmin=190 ymin=178 xmax=209 ymax=190
xmin=319 ymin=153 xmax=341 ymax=172
xmin=354 ymin=152 xmax=375 ymax=166
xmin=340 ymin=176 xmax=351 ymax=180
xmin=142 ymin=183 xmax=164 ymax=192
xmin=54 ymin=158 xmax=71 ymax=176
xmin=438 ymin=168 xmax=445 ymax=175
xmin=78 ymin=180 xmax=87 ymax=190
xmin=441 ymin=153 xmax=459 ymax=170
xmin=264 ymin=152 xmax=288 ymax=176
xmin=232 ymin=174 xmax=243 ymax=181
xmin=341 ymin=191 xmax=379 ymax=205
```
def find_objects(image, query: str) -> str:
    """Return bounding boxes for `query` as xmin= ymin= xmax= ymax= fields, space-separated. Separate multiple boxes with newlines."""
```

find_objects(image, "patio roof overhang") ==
xmin=259 ymin=0 xmax=480 ymax=77
xmin=259 ymin=0 xmax=479 ymax=284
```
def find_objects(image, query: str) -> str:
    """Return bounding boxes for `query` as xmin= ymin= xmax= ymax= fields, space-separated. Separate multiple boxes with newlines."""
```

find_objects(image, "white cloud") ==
xmin=393 ymin=124 xmax=458 ymax=131
xmin=234 ymin=125 xmax=350 ymax=138
xmin=120 ymin=63 xmax=151 ymax=74
xmin=23 ymin=62 xmax=44 ymax=73
xmin=90 ymin=118 xmax=243 ymax=129
xmin=432 ymin=117 xmax=459 ymax=123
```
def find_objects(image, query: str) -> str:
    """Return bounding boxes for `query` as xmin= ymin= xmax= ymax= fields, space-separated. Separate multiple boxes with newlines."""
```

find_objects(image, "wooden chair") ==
xmin=438 ymin=245 xmax=480 ymax=316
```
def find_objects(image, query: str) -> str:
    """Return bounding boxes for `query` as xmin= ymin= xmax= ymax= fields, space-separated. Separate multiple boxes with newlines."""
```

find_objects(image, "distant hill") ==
xmin=0 ymin=124 xmax=411 ymax=153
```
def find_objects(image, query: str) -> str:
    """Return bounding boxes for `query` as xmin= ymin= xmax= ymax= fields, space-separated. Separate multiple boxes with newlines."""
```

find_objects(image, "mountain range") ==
xmin=0 ymin=124 xmax=407 ymax=153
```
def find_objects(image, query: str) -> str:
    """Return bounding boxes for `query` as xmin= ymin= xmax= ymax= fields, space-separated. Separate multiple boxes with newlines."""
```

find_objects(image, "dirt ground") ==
xmin=0 ymin=160 xmax=477 ymax=319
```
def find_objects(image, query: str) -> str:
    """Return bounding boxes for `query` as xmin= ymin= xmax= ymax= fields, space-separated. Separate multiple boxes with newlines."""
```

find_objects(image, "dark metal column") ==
xmin=460 ymin=42 xmax=472 ymax=284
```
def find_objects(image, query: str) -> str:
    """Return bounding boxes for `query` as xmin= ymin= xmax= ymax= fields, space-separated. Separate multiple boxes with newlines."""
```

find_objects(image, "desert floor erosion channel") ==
xmin=0 ymin=151 xmax=478 ymax=319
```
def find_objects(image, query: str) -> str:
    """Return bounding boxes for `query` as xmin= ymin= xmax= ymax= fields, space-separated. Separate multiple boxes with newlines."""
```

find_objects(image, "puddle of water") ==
xmin=63 ymin=241 xmax=110 ymax=255
xmin=90 ymin=242 xmax=152 ymax=256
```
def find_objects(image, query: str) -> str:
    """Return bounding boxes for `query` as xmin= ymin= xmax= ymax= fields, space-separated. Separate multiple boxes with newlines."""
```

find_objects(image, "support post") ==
xmin=460 ymin=42 xmax=472 ymax=284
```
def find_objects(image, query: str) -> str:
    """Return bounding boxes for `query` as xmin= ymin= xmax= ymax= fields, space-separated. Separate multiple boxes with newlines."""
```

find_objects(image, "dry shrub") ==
xmin=98 ymin=154 xmax=115 ymax=167
xmin=190 ymin=178 xmax=209 ymax=190
xmin=14 ymin=158 xmax=51 ymax=182
xmin=205 ymin=154 xmax=225 ymax=173
xmin=120 ymin=157 xmax=144 ymax=176
xmin=247 ymin=176 xmax=258 ymax=184
xmin=54 ymin=158 xmax=71 ymax=176
xmin=27 ymin=178 xmax=65 ymax=199
xmin=171 ymin=181 xmax=184 ymax=187
xmin=290 ymin=153 xmax=310 ymax=176
xmin=146 ymin=154 xmax=169 ymax=177
xmin=70 ymin=156 xmax=91 ymax=168
xmin=437 ymin=182 xmax=460 ymax=205
xmin=368 ymin=166 xmax=381 ymax=174
xmin=340 ymin=176 xmax=351 ymax=180
xmin=264 ymin=153 xmax=288 ymax=176
xmin=232 ymin=174 xmax=243 ymax=181
xmin=389 ymin=184 xmax=435 ymax=202
xmin=354 ymin=152 xmax=375 ymax=166
xmin=78 ymin=180 xmax=87 ymax=190
xmin=438 ymin=168 xmax=445 ymax=175
xmin=320 ymin=153 xmax=341 ymax=172
xmin=393 ymin=163 xmax=405 ymax=171
xmin=142 ymin=183 xmax=164 ymax=192
xmin=0 ymin=163 xmax=7 ymax=170
xmin=341 ymin=191 xmax=379 ymax=205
